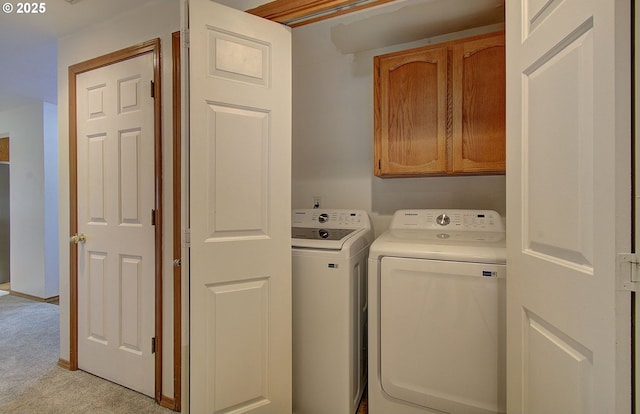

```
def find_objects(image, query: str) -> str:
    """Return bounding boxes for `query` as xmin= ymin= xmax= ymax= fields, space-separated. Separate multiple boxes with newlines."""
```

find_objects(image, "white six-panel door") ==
xmin=75 ymin=53 xmax=156 ymax=397
xmin=506 ymin=0 xmax=631 ymax=412
xmin=189 ymin=1 xmax=292 ymax=412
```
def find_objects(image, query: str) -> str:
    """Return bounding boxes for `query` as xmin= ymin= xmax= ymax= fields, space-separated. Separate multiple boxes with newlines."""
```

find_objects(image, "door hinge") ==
xmin=151 ymin=337 xmax=156 ymax=354
xmin=617 ymin=253 xmax=640 ymax=291
xmin=183 ymin=28 xmax=190 ymax=48
xmin=151 ymin=209 xmax=156 ymax=226
xmin=150 ymin=80 xmax=155 ymax=98
xmin=183 ymin=229 xmax=191 ymax=248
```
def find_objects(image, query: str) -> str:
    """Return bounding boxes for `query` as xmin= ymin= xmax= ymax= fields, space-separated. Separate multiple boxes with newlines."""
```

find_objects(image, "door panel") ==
xmin=506 ymin=0 xmax=631 ymax=412
xmin=451 ymin=34 xmax=505 ymax=173
xmin=76 ymin=53 xmax=155 ymax=397
xmin=375 ymin=47 xmax=448 ymax=176
xmin=207 ymin=104 xmax=269 ymax=238
xmin=523 ymin=24 xmax=593 ymax=268
xmin=189 ymin=1 xmax=292 ymax=413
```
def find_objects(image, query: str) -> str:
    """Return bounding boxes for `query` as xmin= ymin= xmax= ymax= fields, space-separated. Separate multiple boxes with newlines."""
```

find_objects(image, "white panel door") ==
xmin=75 ymin=54 xmax=156 ymax=397
xmin=189 ymin=1 xmax=292 ymax=413
xmin=506 ymin=0 xmax=631 ymax=413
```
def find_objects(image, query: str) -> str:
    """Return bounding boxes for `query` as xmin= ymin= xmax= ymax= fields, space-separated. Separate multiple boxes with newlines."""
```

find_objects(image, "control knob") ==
xmin=436 ymin=214 xmax=450 ymax=226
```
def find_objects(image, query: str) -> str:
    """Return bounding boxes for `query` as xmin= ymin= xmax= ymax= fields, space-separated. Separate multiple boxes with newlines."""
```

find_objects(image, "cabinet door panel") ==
xmin=0 ymin=138 xmax=8 ymax=162
xmin=375 ymin=47 xmax=448 ymax=176
xmin=452 ymin=34 xmax=505 ymax=173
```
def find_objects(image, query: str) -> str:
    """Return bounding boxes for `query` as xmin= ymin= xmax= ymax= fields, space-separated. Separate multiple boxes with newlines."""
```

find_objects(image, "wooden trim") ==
xmin=8 ymin=290 xmax=59 ymax=303
xmin=152 ymin=38 xmax=165 ymax=406
xmin=58 ymin=358 xmax=71 ymax=370
xmin=68 ymin=64 xmax=79 ymax=371
xmin=159 ymin=395 xmax=176 ymax=410
xmin=247 ymin=0 xmax=395 ymax=27
xmin=0 ymin=137 xmax=9 ymax=162
xmin=68 ymin=38 xmax=164 ymax=402
xmin=169 ymin=30 xmax=182 ymax=413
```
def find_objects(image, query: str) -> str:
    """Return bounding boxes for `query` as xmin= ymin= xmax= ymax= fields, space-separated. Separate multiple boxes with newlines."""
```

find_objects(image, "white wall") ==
xmin=215 ymin=0 xmax=266 ymax=10
xmin=43 ymin=102 xmax=59 ymax=297
xmin=0 ymin=102 xmax=59 ymax=298
xmin=291 ymin=17 xmax=506 ymax=235
xmin=57 ymin=0 xmax=180 ymax=397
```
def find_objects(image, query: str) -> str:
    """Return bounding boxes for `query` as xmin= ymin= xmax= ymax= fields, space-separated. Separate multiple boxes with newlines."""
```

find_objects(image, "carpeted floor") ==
xmin=0 ymin=294 xmax=173 ymax=414
xmin=0 ymin=293 xmax=369 ymax=413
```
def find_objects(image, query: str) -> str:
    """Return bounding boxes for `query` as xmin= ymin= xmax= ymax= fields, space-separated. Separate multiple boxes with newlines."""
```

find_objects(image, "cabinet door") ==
xmin=374 ymin=47 xmax=448 ymax=177
xmin=451 ymin=33 xmax=505 ymax=174
xmin=0 ymin=137 xmax=8 ymax=162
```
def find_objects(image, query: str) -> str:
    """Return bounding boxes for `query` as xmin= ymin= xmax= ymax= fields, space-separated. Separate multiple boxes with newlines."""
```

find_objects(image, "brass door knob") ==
xmin=70 ymin=233 xmax=87 ymax=244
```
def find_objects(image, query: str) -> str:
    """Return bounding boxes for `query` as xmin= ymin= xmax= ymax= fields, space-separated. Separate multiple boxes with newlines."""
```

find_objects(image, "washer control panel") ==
xmin=391 ymin=209 xmax=504 ymax=232
xmin=292 ymin=209 xmax=369 ymax=229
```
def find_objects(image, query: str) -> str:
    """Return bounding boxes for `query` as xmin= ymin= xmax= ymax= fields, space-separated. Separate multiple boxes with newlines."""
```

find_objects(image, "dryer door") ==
xmin=380 ymin=257 xmax=506 ymax=414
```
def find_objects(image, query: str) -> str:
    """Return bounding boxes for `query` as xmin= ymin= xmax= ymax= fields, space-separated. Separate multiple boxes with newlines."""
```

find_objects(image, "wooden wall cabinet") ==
xmin=374 ymin=31 xmax=505 ymax=177
xmin=0 ymin=137 xmax=8 ymax=162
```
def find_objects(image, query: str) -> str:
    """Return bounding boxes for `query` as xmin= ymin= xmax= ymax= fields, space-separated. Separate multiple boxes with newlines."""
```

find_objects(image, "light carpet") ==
xmin=0 ymin=294 xmax=174 ymax=414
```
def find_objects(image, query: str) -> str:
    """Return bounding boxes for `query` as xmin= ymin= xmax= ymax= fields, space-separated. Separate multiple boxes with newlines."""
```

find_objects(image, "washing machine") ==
xmin=368 ymin=209 xmax=506 ymax=414
xmin=292 ymin=209 xmax=373 ymax=414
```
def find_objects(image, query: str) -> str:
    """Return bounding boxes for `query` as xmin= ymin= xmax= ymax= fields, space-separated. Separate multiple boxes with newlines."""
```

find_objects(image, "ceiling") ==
xmin=328 ymin=0 xmax=504 ymax=54
xmin=0 ymin=0 xmax=504 ymax=114
xmin=0 ymin=0 xmax=143 ymax=112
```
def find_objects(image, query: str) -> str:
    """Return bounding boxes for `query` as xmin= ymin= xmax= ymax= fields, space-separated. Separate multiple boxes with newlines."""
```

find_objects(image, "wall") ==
xmin=215 ymin=0 xmax=266 ymax=10
xmin=217 ymin=0 xmax=507 ymax=234
xmin=291 ymin=15 xmax=506 ymax=235
xmin=43 ymin=102 xmax=59 ymax=296
xmin=57 ymin=0 xmax=180 ymax=398
xmin=0 ymin=102 xmax=58 ymax=297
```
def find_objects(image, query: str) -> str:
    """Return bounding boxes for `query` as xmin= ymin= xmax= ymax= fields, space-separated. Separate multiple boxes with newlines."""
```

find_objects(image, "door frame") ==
xmin=68 ymin=39 xmax=164 ymax=402
xmin=167 ymin=30 xmax=182 ymax=412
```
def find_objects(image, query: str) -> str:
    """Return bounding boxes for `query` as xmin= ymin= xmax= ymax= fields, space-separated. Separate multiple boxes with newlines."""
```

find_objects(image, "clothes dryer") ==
xmin=292 ymin=209 xmax=373 ymax=414
xmin=368 ymin=209 xmax=506 ymax=414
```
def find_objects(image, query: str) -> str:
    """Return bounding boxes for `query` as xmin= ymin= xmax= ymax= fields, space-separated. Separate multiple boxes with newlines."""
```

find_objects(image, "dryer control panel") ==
xmin=391 ymin=209 xmax=504 ymax=232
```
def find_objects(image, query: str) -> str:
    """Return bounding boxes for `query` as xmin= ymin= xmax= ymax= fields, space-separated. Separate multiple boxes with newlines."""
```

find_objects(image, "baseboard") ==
xmin=58 ymin=358 xmax=71 ymax=370
xmin=9 ymin=290 xmax=59 ymax=303
xmin=160 ymin=395 xmax=177 ymax=411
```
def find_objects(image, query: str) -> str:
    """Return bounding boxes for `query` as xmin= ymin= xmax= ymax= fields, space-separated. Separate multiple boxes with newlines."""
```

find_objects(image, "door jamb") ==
xmin=156 ymin=31 xmax=183 ymax=412
xmin=68 ymin=38 xmax=164 ymax=403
